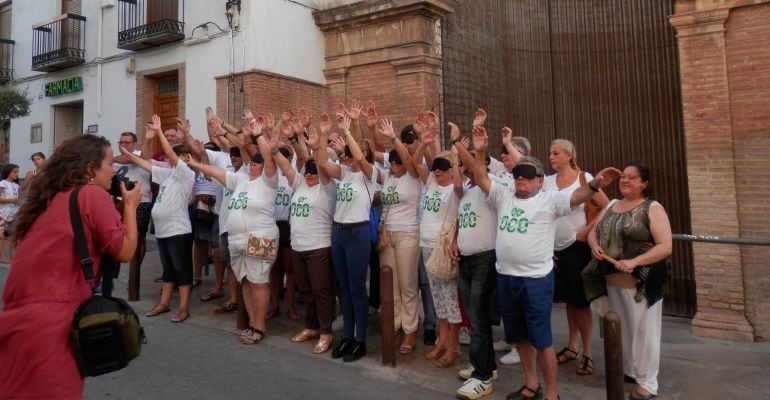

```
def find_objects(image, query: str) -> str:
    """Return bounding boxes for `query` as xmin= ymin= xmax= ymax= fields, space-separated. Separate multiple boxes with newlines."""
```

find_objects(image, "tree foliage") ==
xmin=0 ymin=87 xmax=31 ymax=120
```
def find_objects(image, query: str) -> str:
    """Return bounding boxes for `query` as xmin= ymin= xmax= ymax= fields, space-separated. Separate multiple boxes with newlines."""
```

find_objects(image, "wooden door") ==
xmin=152 ymin=74 xmax=179 ymax=153
xmin=54 ymin=103 xmax=83 ymax=146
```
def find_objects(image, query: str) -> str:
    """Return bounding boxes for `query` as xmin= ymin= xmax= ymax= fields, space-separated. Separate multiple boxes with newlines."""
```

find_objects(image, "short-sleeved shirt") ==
xmin=274 ymin=170 xmax=294 ymax=222
xmin=225 ymin=172 xmax=279 ymax=248
xmin=0 ymin=180 xmax=20 ymax=221
xmin=419 ymin=173 xmax=459 ymax=248
xmin=218 ymin=166 xmax=247 ymax=234
xmin=487 ymin=181 xmax=572 ymax=277
xmin=151 ymin=162 xmax=195 ymax=238
xmin=289 ymin=176 xmax=335 ymax=252
xmin=542 ymin=172 xmax=593 ymax=251
xmin=457 ymin=176 xmax=497 ymax=255
xmin=333 ymin=165 xmax=375 ymax=224
xmin=206 ymin=149 xmax=234 ymax=216
xmin=382 ymin=172 xmax=422 ymax=232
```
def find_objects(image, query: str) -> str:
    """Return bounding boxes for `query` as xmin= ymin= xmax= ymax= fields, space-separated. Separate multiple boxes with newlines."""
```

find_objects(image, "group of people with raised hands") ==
xmin=105 ymin=100 xmax=670 ymax=400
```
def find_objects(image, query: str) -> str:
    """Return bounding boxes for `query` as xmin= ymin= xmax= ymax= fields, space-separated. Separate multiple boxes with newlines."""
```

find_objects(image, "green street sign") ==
xmin=45 ymin=77 xmax=83 ymax=97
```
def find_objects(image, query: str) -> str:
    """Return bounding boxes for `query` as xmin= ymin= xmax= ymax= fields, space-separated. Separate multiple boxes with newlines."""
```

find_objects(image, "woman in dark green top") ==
xmin=586 ymin=162 xmax=672 ymax=400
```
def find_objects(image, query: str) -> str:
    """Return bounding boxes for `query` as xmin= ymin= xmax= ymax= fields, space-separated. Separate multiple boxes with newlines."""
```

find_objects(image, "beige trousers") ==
xmin=379 ymin=229 xmax=421 ymax=334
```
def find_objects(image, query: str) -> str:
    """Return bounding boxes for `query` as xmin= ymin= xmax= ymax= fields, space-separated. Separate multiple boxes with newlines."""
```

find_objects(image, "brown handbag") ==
xmin=246 ymin=234 xmax=278 ymax=260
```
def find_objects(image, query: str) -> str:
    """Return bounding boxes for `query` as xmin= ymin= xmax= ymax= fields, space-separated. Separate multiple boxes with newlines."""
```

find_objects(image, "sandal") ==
xmin=170 ymin=308 xmax=189 ymax=323
xmin=434 ymin=348 xmax=459 ymax=368
xmin=213 ymin=302 xmax=238 ymax=315
xmin=313 ymin=334 xmax=333 ymax=354
xmin=576 ymin=356 xmax=594 ymax=375
xmin=291 ymin=329 xmax=320 ymax=343
xmin=399 ymin=333 xmax=417 ymax=355
xmin=506 ymin=384 xmax=543 ymax=400
xmin=240 ymin=326 xmax=265 ymax=345
xmin=556 ymin=346 xmax=578 ymax=364
xmin=200 ymin=292 xmax=224 ymax=302
xmin=424 ymin=344 xmax=447 ymax=361
xmin=145 ymin=304 xmax=170 ymax=317
xmin=629 ymin=388 xmax=656 ymax=400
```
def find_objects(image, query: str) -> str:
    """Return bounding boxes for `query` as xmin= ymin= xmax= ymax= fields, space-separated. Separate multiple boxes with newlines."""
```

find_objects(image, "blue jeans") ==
xmin=157 ymin=233 xmax=194 ymax=286
xmin=418 ymin=249 xmax=436 ymax=332
xmin=331 ymin=224 xmax=371 ymax=342
xmin=458 ymin=250 xmax=498 ymax=381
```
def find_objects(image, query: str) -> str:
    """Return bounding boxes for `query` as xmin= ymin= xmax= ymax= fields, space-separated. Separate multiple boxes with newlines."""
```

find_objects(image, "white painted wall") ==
xmin=6 ymin=0 xmax=328 ymax=174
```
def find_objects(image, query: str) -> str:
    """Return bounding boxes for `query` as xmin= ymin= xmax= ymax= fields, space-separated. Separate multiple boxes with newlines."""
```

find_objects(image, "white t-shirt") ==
xmin=487 ymin=181 xmax=572 ymax=277
xmin=419 ymin=174 xmax=459 ymax=248
xmin=218 ymin=166 xmax=248 ymax=233
xmin=151 ymin=162 xmax=195 ymax=238
xmin=382 ymin=171 xmax=422 ymax=232
xmin=274 ymin=170 xmax=293 ymax=222
xmin=457 ymin=176 xmax=497 ymax=256
xmin=333 ymin=165 xmax=375 ymax=223
xmin=289 ymin=176 xmax=336 ymax=252
xmin=114 ymin=152 xmax=152 ymax=203
xmin=225 ymin=172 xmax=279 ymax=248
xmin=543 ymin=172 xmax=593 ymax=251
xmin=0 ymin=180 xmax=20 ymax=221
xmin=206 ymin=149 xmax=233 ymax=216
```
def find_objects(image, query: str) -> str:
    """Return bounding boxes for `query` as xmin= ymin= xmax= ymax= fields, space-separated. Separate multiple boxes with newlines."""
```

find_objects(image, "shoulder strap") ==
xmin=69 ymin=186 xmax=94 ymax=282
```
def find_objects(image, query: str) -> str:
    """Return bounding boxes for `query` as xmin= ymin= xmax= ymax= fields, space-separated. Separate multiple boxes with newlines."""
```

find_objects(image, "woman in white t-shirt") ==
xmin=0 ymin=163 xmax=20 ymax=263
xmin=317 ymin=113 xmax=382 ymax=363
xmin=414 ymin=126 xmax=463 ymax=368
xmin=121 ymin=116 xmax=196 ymax=324
xmin=275 ymin=143 xmax=337 ymax=354
xmin=544 ymin=139 xmax=609 ymax=376
xmin=190 ymin=124 xmax=279 ymax=345
xmin=377 ymin=118 xmax=424 ymax=355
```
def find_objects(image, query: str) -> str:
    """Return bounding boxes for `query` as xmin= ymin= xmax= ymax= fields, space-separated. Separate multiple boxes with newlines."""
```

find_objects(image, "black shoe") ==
xmin=331 ymin=337 xmax=353 ymax=359
xmin=624 ymin=374 xmax=636 ymax=384
xmin=423 ymin=329 xmax=436 ymax=345
xmin=342 ymin=341 xmax=366 ymax=362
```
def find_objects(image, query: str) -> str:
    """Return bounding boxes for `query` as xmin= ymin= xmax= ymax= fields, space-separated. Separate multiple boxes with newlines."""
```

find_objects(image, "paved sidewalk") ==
xmin=2 ymin=243 xmax=769 ymax=399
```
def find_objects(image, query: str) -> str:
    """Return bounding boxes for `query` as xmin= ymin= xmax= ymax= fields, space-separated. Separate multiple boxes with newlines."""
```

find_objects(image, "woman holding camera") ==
xmin=0 ymin=135 xmax=140 ymax=399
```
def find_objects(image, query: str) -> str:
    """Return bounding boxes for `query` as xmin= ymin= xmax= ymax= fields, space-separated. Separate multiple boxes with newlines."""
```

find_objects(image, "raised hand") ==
xmin=280 ymin=120 xmax=292 ymax=140
xmin=378 ymin=118 xmax=395 ymax=140
xmin=591 ymin=167 xmax=623 ymax=189
xmin=461 ymin=136 xmax=471 ymax=150
xmin=447 ymin=122 xmax=461 ymax=142
xmin=335 ymin=111 xmax=346 ymax=131
xmin=307 ymin=125 xmax=319 ymax=149
xmin=346 ymin=98 xmax=362 ymax=120
xmin=290 ymin=116 xmax=303 ymax=135
xmin=330 ymin=134 xmax=345 ymax=154
xmin=265 ymin=113 xmax=275 ymax=130
xmin=299 ymin=107 xmax=311 ymax=128
xmin=501 ymin=126 xmax=513 ymax=146
xmin=145 ymin=123 xmax=156 ymax=140
xmin=319 ymin=113 xmax=332 ymax=134
xmin=252 ymin=118 xmax=264 ymax=136
xmin=413 ymin=112 xmax=426 ymax=136
xmin=472 ymin=126 xmax=489 ymax=151
xmin=205 ymin=106 xmax=215 ymax=123
xmin=151 ymin=114 xmax=162 ymax=133
xmin=176 ymin=118 xmax=191 ymax=137
xmin=243 ymin=108 xmax=254 ymax=122
xmin=427 ymin=111 xmax=438 ymax=129
xmin=366 ymin=101 xmax=378 ymax=128
xmin=422 ymin=126 xmax=438 ymax=145
xmin=281 ymin=109 xmax=294 ymax=123
xmin=473 ymin=108 xmax=487 ymax=128
xmin=340 ymin=114 xmax=352 ymax=133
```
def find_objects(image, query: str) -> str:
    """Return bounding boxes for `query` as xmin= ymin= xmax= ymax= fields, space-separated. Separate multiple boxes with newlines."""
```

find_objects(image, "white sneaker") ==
xmin=459 ymin=327 xmax=471 ymax=345
xmin=457 ymin=365 xmax=498 ymax=381
xmin=493 ymin=338 xmax=512 ymax=352
xmin=499 ymin=348 xmax=521 ymax=365
xmin=456 ymin=378 xmax=493 ymax=400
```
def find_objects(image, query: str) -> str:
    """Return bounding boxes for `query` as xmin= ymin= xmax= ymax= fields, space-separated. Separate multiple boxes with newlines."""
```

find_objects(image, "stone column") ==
xmin=669 ymin=7 xmax=754 ymax=341
xmin=314 ymin=0 xmax=456 ymax=128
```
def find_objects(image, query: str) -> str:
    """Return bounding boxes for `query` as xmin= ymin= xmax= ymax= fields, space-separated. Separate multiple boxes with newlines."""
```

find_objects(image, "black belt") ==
xmin=332 ymin=221 xmax=368 ymax=230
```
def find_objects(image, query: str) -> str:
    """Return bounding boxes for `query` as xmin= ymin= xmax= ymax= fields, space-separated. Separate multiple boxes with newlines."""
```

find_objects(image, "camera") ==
xmin=109 ymin=166 xmax=135 ymax=197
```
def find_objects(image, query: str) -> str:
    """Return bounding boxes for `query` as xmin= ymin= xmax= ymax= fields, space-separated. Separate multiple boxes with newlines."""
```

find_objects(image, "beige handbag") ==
xmin=246 ymin=234 xmax=278 ymax=260
xmin=425 ymin=192 xmax=458 ymax=280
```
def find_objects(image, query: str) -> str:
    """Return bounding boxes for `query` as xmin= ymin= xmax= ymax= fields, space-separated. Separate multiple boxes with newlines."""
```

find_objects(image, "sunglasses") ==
xmin=401 ymin=131 xmax=417 ymax=145
xmin=304 ymin=161 xmax=318 ymax=175
xmin=430 ymin=158 xmax=452 ymax=172
xmin=512 ymin=164 xmax=542 ymax=180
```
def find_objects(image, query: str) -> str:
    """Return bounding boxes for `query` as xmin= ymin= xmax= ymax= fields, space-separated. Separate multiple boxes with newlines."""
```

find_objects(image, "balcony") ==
xmin=0 ymin=39 xmax=13 ymax=83
xmin=32 ymin=14 xmax=86 ymax=72
xmin=117 ymin=0 xmax=185 ymax=51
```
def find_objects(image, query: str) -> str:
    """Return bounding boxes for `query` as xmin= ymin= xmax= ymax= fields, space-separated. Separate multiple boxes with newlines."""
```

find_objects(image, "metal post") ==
xmin=604 ymin=312 xmax=624 ymax=400
xmin=380 ymin=265 xmax=396 ymax=366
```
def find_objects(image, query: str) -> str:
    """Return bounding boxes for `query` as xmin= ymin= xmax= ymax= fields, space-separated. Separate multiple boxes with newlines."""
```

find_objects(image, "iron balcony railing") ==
xmin=0 ymin=39 xmax=13 ymax=83
xmin=117 ymin=0 xmax=185 ymax=51
xmin=31 ymin=14 xmax=86 ymax=72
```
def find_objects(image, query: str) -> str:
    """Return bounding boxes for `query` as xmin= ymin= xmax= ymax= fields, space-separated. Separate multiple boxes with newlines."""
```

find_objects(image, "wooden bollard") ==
xmin=236 ymin=283 xmax=248 ymax=330
xmin=380 ymin=265 xmax=396 ymax=367
xmin=128 ymin=262 xmax=140 ymax=301
xmin=603 ymin=311 xmax=624 ymax=400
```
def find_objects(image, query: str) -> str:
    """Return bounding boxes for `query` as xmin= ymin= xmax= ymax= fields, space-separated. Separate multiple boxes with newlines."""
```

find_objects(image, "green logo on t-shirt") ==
xmin=337 ymin=183 xmax=354 ymax=202
xmin=290 ymin=196 xmax=311 ymax=218
xmin=228 ymin=192 xmax=248 ymax=210
xmin=499 ymin=207 xmax=528 ymax=234
xmin=382 ymin=186 xmax=400 ymax=205
xmin=155 ymin=186 xmax=167 ymax=204
xmin=275 ymin=187 xmax=291 ymax=206
xmin=458 ymin=202 xmax=477 ymax=228
xmin=423 ymin=191 xmax=442 ymax=213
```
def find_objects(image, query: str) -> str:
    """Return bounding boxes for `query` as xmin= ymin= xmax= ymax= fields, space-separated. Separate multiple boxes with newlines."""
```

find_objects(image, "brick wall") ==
xmin=725 ymin=4 xmax=770 ymax=340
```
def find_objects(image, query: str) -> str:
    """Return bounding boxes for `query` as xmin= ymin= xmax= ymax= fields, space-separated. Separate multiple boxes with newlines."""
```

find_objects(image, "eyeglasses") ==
xmin=118 ymin=141 xmax=135 ymax=145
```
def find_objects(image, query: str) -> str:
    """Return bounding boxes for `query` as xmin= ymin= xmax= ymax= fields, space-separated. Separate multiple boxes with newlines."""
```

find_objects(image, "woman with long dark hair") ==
xmin=0 ymin=134 xmax=140 ymax=399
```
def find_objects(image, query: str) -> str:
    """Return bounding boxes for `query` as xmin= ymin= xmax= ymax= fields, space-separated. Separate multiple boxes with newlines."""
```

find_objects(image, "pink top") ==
xmin=0 ymin=185 xmax=125 ymax=399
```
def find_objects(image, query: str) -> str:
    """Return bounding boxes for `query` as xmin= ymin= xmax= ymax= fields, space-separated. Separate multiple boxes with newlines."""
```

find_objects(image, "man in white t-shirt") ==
xmin=472 ymin=127 xmax=620 ymax=400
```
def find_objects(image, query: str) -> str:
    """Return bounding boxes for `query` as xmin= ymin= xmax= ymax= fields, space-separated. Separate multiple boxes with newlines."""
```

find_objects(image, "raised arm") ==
xmin=472 ymin=126 xmax=492 ymax=194
xmin=569 ymin=168 xmax=622 ymax=208
xmin=379 ymin=118 xmax=418 ymax=178
xmin=188 ymin=159 xmax=227 ymax=188
xmin=342 ymin=115 xmax=375 ymax=181
xmin=273 ymin=150 xmax=297 ymax=187
xmin=346 ymin=99 xmax=364 ymax=142
xmin=140 ymin=123 xmax=154 ymax=160
xmin=412 ymin=127 xmax=435 ymax=184
xmin=451 ymin=148 xmax=463 ymax=198
xmin=501 ymin=127 xmax=523 ymax=163
xmin=366 ymin=101 xmax=385 ymax=153
xmin=151 ymin=114 xmax=180 ymax=167
xmin=317 ymin=113 xmax=342 ymax=179
xmin=449 ymin=122 xmax=476 ymax=174
xmin=119 ymin=144 xmax=153 ymax=173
